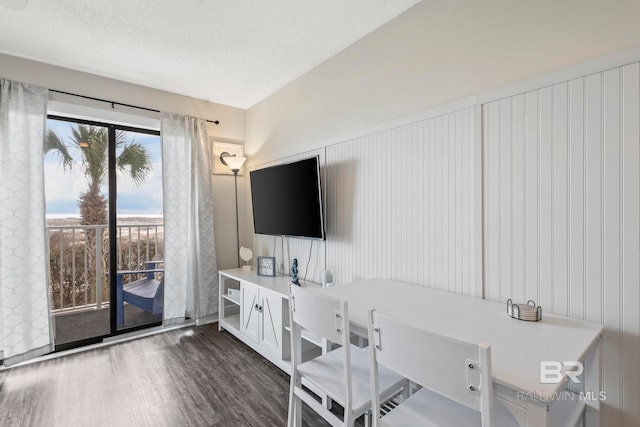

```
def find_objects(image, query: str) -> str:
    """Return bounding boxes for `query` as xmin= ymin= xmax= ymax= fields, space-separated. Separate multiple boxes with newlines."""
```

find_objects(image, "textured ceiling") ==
xmin=0 ymin=0 xmax=422 ymax=108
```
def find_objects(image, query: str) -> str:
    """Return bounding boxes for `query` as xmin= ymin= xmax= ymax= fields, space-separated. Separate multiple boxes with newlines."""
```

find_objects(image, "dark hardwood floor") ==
xmin=0 ymin=323 xmax=355 ymax=427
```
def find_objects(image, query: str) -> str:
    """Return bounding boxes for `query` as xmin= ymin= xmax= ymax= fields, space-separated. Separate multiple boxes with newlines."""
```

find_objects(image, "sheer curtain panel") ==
xmin=0 ymin=80 xmax=52 ymax=365
xmin=161 ymin=113 xmax=218 ymax=325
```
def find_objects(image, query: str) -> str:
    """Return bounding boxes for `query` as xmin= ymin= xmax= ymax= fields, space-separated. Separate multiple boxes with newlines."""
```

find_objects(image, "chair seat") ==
xmin=123 ymin=277 xmax=163 ymax=315
xmin=124 ymin=277 xmax=160 ymax=299
xmin=298 ymin=344 xmax=406 ymax=415
xmin=379 ymin=387 xmax=519 ymax=427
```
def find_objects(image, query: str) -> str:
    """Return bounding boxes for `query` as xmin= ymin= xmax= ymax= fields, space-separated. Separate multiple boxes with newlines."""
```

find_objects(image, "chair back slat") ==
xmin=290 ymin=285 xmax=348 ymax=345
xmin=369 ymin=309 xmax=490 ymax=412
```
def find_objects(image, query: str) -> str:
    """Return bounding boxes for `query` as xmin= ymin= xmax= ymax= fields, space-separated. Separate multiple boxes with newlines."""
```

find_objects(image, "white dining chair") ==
xmin=288 ymin=286 xmax=407 ymax=427
xmin=367 ymin=309 xmax=519 ymax=427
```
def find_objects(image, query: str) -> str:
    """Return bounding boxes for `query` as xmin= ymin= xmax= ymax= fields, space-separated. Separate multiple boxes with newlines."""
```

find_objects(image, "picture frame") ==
xmin=212 ymin=141 xmax=244 ymax=175
xmin=257 ymin=256 xmax=276 ymax=277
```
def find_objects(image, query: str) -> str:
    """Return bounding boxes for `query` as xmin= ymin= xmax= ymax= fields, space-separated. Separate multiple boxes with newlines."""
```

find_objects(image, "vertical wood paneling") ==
xmin=462 ymin=108 xmax=473 ymax=295
xmin=524 ymin=91 xmax=539 ymax=303
xmin=435 ymin=117 xmax=444 ymax=287
xmin=621 ymin=62 xmax=640 ymax=426
xmin=602 ymin=67 xmax=622 ymax=426
xmin=454 ymin=114 xmax=462 ymax=293
xmin=585 ymin=72 xmax=603 ymax=326
xmin=447 ymin=116 xmax=455 ymax=292
xmin=552 ymin=83 xmax=569 ymax=316
xmin=538 ymin=86 xmax=553 ymax=311
xmin=483 ymin=62 xmax=640 ymax=426
xmin=511 ymin=94 xmax=526 ymax=304
xmin=484 ymin=101 xmax=501 ymax=302
xmin=428 ymin=120 xmax=436 ymax=287
xmin=498 ymin=98 xmax=513 ymax=302
xmin=568 ymin=78 xmax=586 ymax=320
xmin=323 ymin=108 xmax=475 ymax=294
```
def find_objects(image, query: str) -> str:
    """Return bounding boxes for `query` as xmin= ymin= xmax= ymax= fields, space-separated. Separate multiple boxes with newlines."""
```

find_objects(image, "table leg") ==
xmin=584 ymin=335 xmax=602 ymax=427
xmin=321 ymin=337 xmax=332 ymax=410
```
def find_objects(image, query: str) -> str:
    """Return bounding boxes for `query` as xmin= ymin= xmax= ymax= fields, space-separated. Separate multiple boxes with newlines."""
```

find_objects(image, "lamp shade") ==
xmin=225 ymin=156 xmax=246 ymax=172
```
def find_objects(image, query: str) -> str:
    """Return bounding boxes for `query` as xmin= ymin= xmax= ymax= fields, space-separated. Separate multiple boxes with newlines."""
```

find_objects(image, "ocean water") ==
xmin=46 ymin=213 xmax=164 ymax=219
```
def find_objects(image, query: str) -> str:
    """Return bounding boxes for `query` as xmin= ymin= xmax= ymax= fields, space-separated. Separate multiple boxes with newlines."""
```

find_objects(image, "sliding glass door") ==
xmin=44 ymin=116 xmax=163 ymax=350
xmin=113 ymin=127 xmax=164 ymax=331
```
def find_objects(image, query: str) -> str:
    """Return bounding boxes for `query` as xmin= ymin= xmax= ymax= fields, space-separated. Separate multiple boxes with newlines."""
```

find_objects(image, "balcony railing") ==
xmin=47 ymin=223 xmax=164 ymax=313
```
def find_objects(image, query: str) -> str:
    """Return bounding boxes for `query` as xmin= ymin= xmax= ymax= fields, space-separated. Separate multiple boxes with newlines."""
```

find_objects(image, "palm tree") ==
xmin=45 ymin=124 xmax=152 ymax=224
xmin=45 ymin=124 xmax=153 ymax=303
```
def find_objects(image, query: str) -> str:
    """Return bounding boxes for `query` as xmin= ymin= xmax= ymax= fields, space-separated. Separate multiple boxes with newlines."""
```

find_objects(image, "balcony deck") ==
xmin=47 ymin=221 xmax=164 ymax=349
xmin=54 ymin=304 xmax=162 ymax=347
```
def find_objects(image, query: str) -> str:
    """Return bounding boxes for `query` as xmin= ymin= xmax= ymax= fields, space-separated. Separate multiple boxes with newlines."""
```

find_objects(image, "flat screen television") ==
xmin=250 ymin=156 xmax=325 ymax=240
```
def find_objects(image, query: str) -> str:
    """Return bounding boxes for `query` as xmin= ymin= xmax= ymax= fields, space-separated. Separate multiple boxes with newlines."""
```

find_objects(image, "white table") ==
xmin=314 ymin=279 xmax=603 ymax=427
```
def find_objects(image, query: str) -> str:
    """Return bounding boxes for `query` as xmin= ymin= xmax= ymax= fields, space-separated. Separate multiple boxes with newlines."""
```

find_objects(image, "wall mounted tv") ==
xmin=250 ymin=156 xmax=325 ymax=240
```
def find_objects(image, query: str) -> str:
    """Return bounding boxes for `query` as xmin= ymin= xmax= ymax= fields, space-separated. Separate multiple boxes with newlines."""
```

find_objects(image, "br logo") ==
xmin=540 ymin=361 xmax=584 ymax=384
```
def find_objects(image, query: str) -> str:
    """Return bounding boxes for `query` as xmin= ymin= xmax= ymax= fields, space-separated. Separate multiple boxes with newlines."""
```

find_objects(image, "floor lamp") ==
xmin=220 ymin=152 xmax=246 ymax=267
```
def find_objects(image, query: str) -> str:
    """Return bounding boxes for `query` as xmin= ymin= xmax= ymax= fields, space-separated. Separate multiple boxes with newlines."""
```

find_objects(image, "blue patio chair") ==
xmin=116 ymin=260 xmax=164 ymax=327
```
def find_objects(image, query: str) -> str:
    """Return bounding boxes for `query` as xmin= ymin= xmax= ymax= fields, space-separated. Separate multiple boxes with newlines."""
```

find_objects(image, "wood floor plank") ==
xmin=0 ymin=324 xmax=351 ymax=427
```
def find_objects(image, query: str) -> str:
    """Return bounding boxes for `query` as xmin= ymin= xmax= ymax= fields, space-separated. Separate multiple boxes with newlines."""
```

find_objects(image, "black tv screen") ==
xmin=250 ymin=156 xmax=325 ymax=240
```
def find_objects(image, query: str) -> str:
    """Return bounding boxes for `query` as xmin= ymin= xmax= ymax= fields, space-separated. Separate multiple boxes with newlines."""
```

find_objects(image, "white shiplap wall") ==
xmin=482 ymin=62 xmax=640 ymax=426
xmin=324 ymin=109 xmax=478 ymax=295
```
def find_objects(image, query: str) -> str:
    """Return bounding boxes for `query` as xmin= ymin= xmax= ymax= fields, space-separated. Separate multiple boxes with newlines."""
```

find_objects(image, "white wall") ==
xmin=246 ymin=0 xmax=640 ymax=164
xmin=0 ymin=52 xmax=247 ymax=270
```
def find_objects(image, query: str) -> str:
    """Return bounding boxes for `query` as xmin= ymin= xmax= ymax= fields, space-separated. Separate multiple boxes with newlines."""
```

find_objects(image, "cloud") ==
xmin=44 ymin=162 xmax=86 ymax=214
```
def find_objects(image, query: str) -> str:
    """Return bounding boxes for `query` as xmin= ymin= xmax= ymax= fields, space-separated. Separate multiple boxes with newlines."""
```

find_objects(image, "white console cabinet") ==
xmin=218 ymin=268 xmax=322 ymax=373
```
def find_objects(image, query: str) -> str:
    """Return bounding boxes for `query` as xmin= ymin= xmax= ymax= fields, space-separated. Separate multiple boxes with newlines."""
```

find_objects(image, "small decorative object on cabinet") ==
xmin=291 ymin=258 xmax=299 ymax=285
xmin=322 ymin=270 xmax=334 ymax=288
xmin=239 ymin=246 xmax=253 ymax=271
xmin=257 ymin=256 xmax=276 ymax=277
xmin=507 ymin=299 xmax=542 ymax=321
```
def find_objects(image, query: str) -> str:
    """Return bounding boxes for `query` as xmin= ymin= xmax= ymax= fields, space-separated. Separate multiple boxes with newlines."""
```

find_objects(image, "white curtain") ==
xmin=0 ymin=80 xmax=52 ymax=365
xmin=160 ymin=113 xmax=218 ymax=325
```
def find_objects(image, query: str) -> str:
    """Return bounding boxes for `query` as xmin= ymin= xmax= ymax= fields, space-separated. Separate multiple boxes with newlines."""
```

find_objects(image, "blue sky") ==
xmin=44 ymin=119 xmax=164 ymax=217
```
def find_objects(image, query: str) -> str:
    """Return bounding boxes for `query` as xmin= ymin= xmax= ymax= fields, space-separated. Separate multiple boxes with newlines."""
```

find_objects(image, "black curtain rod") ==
xmin=49 ymin=89 xmax=220 ymax=125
